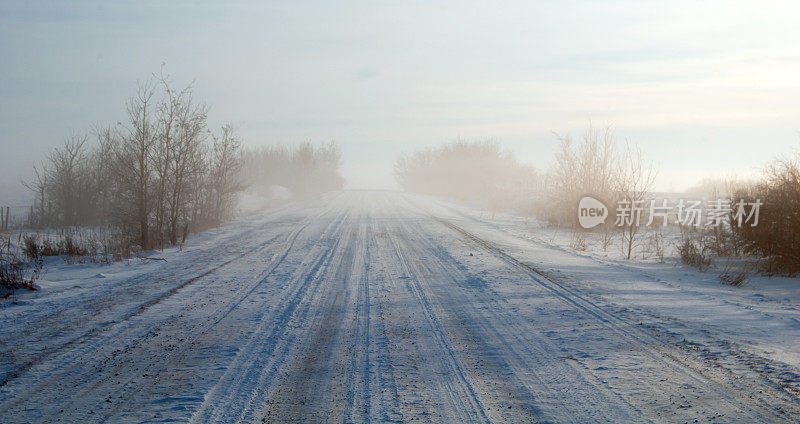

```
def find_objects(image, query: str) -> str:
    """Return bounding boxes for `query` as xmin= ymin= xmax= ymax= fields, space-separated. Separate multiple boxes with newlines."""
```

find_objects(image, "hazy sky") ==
xmin=2 ymin=0 xmax=800 ymax=202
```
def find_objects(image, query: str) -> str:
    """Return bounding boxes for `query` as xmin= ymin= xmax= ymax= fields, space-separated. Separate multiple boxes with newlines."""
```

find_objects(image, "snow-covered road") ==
xmin=1 ymin=191 xmax=798 ymax=423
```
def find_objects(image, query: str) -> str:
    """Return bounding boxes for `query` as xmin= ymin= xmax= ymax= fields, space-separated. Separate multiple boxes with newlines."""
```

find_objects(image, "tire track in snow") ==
xmin=254 ymin=196 xmax=395 ymax=423
xmin=342 ymin=214 xmax=373 ymax=422
xmin=0 ymin=216 xmax=300 ymax=388
xmin=257 ymin=210 xmax=360 ymax=422
xmin=83 ymin=218 xmax=314 ymax=422
xmin=189 ymin=206 xmax=352 ymax=422
xmin=435 ymin=216 xmax=800 ymax=422
xmin=0 ymin=218 xmax=312 ymax=422
xmin=392 ymin=211 xmax=639 ymax=423
xmin=411 ymin=195 xmax=800 ymax=416
xmin=0 ymin=198 xmax=346 ymax=422
xmin=0 ymin=232 xmax=282 ymax=394
xmin=6 ymin=191 xmax=797 ymax=423
xmin=358 ymin=197 xmax=404 ymax=423
xmin=380 ymin=215 xmax=491 ymax=423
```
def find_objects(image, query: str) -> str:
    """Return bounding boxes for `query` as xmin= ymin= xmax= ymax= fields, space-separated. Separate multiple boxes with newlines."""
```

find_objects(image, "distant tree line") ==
xmin=394 ymin=139 xmax=541 ymax=217
xmin=394 ymin=129 xmax=656 ymax=260
xmin=24 ymin=72 xmax=243 ymax=250
xmin=239 ymin=141 xmax=345 ymax=199
xmin=395 ymin=127 xmax=800 ymax=277
xmin=393 ymin=131 xmax=655 ymax=259
xmin=550 ymin=130 xmax=800 ymax=275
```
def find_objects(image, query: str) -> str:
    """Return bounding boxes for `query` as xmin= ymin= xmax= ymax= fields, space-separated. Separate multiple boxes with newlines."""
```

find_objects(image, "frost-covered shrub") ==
xmin=677 ymin=233 xmax=713 ymax=271
xmin=1 ymin=237 xmax=42 ymax=294
xmin=719 ymin=265 xmax=749 ymax=287
xmin=22 ymin=234 xmax=41 ymax=260
xmin=20 ymin=230 xmax=137 ymax=264
xmin=734 ymin=157 xmax=800 ymax=276
xmin=569 ymin=231 xmax=587 ymax=251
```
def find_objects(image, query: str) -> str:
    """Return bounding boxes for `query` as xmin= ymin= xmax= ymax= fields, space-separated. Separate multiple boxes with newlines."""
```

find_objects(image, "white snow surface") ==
xmin=0 ymin=191 xmax=798 ymax=423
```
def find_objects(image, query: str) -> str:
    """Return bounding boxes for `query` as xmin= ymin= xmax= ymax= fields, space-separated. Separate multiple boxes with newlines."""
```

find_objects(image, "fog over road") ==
xmin=1 ymin=191 xmax=798 ymax=423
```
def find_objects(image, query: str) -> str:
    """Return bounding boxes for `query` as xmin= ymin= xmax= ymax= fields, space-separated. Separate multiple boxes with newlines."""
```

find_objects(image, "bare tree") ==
xmin=46 ymin=133 xmax=88 ymax=226
xmin=549 ymin=125 xmax=618 ymax=229
xmin=207 ymin=124 xmax=244 ymax=225
xmin=89 ymin=125 xmax=120 ymax=224
xmin=22 ymin=162 xmax=50 ymax=228
xmin=616 ymin=141 xmax=657 ymax=260
xmin=22 ymin=70 xmax=250 ymax=251
xmin=151 ymin=69 xmax=197 ymax=247
xmin=117 ymin=80 xmax=159 ymax=249
xmin=153 ymin=73 xmax=176 ymax=247
xmin=165 ymin=90 xmax=208 ymax=244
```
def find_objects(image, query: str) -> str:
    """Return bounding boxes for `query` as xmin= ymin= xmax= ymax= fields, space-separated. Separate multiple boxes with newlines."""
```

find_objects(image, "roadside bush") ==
xmin=62 ymin=235 xmax=89 ymax=257
xmin=0 ymin=260 xmax=41 ymax=293
xmin=718 ymin=261 xmax=750 ymax=287
xmin=677 ymin=231 xmax=713 ymax=271
xmin=569 ymin=231 xmax=587 ymax=251
xmin=644 ymin=228 xmax=665 ymax=262
xmin=20 ymin=231 xmax=136 ymax=264
xmin=22 ymin=234 xmax=41 ymax=259
xmin=705 ymin=224 xmax=740 ymax=257
xmin=1 ymin=237 xmax=42 ymax=294
xmin=733 ymin=156 xmax=800 ymax=276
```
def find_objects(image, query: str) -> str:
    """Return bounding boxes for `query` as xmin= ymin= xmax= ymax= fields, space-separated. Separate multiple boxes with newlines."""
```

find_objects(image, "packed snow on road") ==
xmin=1 ymin=191 xmax=798 ymax=423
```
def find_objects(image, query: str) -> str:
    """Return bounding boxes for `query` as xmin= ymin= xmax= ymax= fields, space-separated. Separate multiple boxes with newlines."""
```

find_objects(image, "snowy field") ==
xmin=1 ymin=191 xmax=799 ymax=423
